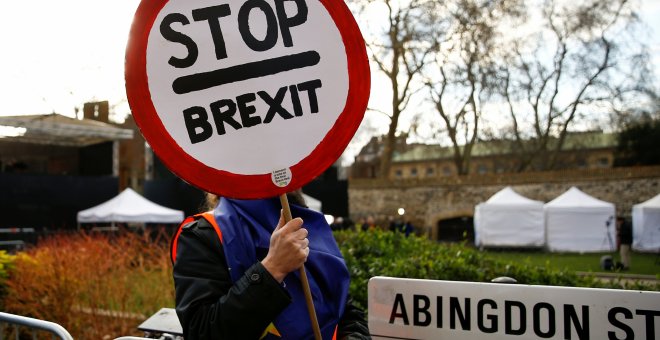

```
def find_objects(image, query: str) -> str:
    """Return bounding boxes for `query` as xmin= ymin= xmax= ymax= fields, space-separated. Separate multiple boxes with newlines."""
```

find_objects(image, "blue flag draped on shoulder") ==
xmin=214 ymin=197 xmax=350 ymax=339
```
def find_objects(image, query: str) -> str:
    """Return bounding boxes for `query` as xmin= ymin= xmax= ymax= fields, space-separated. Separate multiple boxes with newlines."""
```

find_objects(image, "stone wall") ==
xmin=349 ymin=166 xmax=660 ymax=237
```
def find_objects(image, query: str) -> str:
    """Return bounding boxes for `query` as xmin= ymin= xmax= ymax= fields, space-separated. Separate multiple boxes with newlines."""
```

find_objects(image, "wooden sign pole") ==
xmin=279 ymin=194 xmax=322 ymax=340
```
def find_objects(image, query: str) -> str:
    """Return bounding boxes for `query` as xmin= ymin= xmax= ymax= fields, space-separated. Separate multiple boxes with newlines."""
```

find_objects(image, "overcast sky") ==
xmin=0 ymin=0 xmax=658 ymax=127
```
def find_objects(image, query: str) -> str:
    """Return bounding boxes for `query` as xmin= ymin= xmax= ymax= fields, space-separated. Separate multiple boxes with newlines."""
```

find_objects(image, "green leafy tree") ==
xmin=615 ymin=118 xmax=660 ymax=166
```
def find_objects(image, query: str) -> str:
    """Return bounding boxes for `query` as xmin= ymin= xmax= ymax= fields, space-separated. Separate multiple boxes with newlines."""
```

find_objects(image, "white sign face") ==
xmin=368 ymin=277 xmax=660 ymax=340
xmin=146 ymin=0 xmax=347 ymax=175
xmin=126 ymin=0 xmax=369 ymax=198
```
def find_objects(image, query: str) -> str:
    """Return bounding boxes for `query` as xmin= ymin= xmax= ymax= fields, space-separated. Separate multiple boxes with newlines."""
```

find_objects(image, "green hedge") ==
xmin=334 ymin=229 xmax=655 ymax=311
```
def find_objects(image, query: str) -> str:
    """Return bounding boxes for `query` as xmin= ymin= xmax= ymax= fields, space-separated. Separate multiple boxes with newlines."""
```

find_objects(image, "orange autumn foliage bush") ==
xmin=3 ymin=230 xmax=175 ymax=339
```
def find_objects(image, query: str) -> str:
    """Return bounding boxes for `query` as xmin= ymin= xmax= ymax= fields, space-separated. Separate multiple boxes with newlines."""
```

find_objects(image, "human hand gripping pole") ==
xmin=260 ymin=194 xmax=322 ymax=340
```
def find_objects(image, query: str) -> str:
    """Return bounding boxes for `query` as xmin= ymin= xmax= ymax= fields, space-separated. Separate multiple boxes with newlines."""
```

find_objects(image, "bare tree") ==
xmin=425 ymin=0 xmax=524 ymax=175
xmin=500 ymin=0 xmax=650 ymax=171
xmin=351 ymin=0 xmax=440 ymax=177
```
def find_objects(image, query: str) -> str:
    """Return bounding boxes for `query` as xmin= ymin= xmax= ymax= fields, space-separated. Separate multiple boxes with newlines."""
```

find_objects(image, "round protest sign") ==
xmin=125 ymin=0 xmax=370 ymax=199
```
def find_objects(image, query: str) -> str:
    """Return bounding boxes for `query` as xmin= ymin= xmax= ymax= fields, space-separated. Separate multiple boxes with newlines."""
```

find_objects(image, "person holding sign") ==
xmin=171 ymin=191 xmax=370 ymax=339
xmin=126 ymin=0 xmax=372 ymax=337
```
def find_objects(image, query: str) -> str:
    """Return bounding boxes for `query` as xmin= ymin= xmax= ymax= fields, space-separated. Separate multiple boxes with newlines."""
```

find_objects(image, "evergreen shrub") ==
xmin=334 ymin=229 xmax=656 ymax=311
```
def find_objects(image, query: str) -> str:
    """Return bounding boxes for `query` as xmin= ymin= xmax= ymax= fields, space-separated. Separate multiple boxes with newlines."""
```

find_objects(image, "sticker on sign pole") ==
xmin=125 ymin=0 xmax=370 ymax=199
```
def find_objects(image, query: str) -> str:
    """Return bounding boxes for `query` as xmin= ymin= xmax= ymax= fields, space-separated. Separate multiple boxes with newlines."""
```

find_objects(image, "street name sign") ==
xmin=368 ymin=276 xmax=660 ymax=340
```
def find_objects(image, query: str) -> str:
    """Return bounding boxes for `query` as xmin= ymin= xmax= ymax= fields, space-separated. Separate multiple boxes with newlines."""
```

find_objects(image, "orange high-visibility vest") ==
xmin=171 ymin=211 xmax=220 ymax=263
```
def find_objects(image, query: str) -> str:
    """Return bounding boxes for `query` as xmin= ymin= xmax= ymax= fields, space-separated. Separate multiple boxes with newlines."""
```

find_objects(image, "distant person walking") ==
xmin=616 ymin=217 xmax=632 ymax=270
xmin=403 ymin=220 xmax=414 ymax=237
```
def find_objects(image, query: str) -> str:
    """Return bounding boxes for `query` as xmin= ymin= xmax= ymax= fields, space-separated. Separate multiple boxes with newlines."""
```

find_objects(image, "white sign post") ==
xmin=369 ymin=276 xmax=660 ymax=340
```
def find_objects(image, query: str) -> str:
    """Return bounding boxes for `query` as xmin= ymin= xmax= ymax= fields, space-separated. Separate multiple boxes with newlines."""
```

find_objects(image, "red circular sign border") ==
xmin=125 ymin=0 xmax=369 ymax=199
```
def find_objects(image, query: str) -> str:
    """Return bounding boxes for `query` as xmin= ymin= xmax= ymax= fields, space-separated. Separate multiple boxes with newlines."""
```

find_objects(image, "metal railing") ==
xmin=0 ymin=312 xmax=73 ymax=340
xmin=0 ymin=309 xmax=182 ymax=340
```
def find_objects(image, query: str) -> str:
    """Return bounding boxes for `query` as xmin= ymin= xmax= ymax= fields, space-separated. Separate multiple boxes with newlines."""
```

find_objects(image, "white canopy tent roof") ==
xmin=632 ymin=193 xmax=660 ymax=251
xmin=77 ymin=188 xmax=184 ymax=224
xmin=302 ymin=193 xmax=322 ymax=212
xmin=0 ymin=114 xmax=133 ymax=147
xmin=544 ymin=187 xmax=616 ymax=252
xmin=474 ymin=186 xmax=545 ymax=247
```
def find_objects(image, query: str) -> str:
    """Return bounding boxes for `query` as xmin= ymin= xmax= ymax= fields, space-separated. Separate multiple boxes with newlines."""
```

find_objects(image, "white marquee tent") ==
xmin=77 ymin=188 xmax=184 ymax=225
xmin=474 ymin=187 xmax=545 ymax=247
xmin=544 ymin=187 xmax=616 ymax=252
xmin=632 ymin=193 xmax=660 ymax=252
xmin=302 ymin=193 xmax=322 ymax=212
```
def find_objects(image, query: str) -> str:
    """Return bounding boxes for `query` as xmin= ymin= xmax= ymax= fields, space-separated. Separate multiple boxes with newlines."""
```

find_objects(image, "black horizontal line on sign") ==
xmin=171 ymin=50 xmax=321 ymax=94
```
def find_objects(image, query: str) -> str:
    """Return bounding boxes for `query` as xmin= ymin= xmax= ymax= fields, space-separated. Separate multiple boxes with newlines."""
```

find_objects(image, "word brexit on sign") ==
xmin=368 ymin=277 xmax=660 ymax=340
xmin=125 ymin=0 xmax=369 ymax=198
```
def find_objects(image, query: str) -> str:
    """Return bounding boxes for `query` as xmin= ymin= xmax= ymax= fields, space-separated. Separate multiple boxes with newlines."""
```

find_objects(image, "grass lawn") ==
xmin=482 ymin=250 xmax=660 ymax=277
